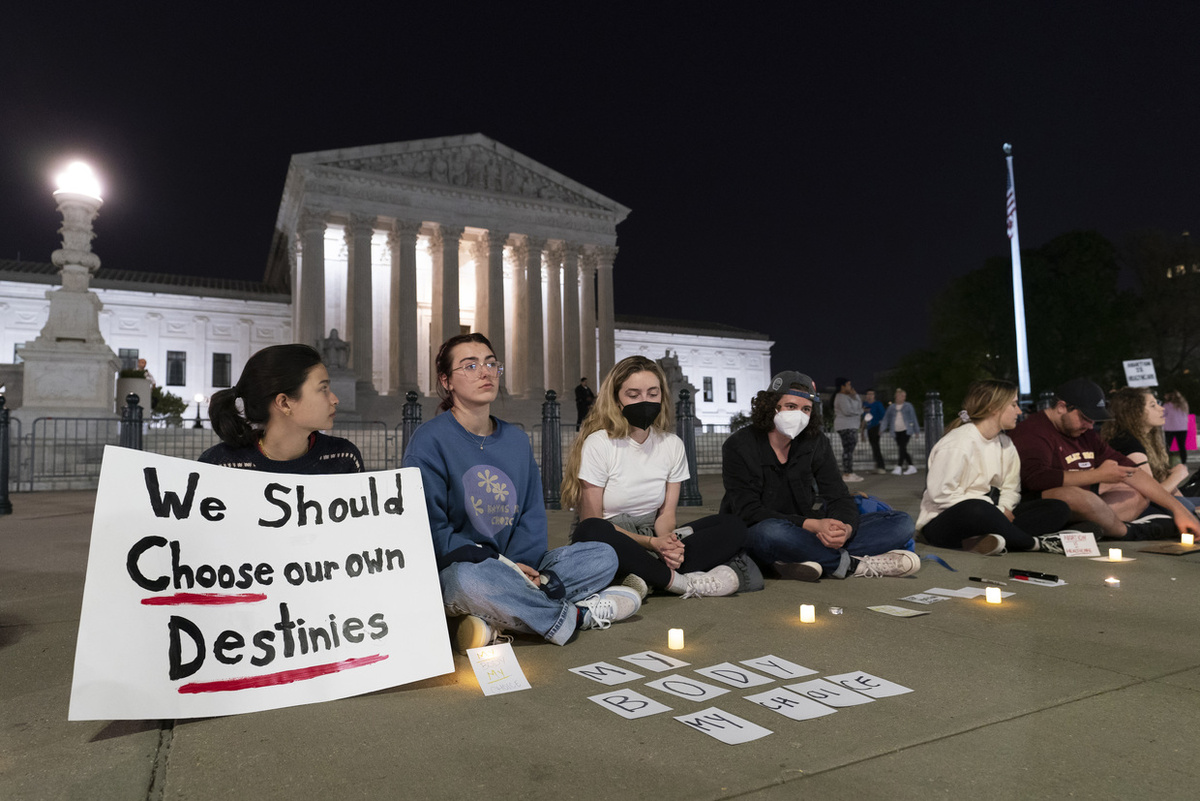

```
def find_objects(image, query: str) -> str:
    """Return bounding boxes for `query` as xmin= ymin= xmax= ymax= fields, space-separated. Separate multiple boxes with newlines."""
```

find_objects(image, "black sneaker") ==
xmin=1033 ymin=533 xmax=1066 ymax=554
xmin=772 ymin=561 xmax=822 ymax=581
xmin=1123 ymin=515 xmax=1178 ymax=541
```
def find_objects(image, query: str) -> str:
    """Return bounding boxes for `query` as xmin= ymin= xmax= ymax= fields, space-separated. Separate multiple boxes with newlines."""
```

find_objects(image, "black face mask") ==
xmin=622 ymin=401 xmax=661 ymax=431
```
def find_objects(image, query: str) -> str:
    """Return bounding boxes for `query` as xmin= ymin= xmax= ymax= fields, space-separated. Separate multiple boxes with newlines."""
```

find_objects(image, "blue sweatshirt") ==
xmin=402 ymin=411 xmax=548 ymax=567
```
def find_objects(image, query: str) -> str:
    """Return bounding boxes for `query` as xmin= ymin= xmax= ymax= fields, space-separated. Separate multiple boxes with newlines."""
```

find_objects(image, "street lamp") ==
xmin=193 ymin=393 xmax=206 ymax=429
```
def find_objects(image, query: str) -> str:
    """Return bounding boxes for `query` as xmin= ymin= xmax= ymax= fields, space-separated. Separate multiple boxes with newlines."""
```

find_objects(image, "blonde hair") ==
xmin=560 ymin=356 xmax=674 ymax=509
xmin=947 ymin=379 xmax=1018 ymax=432
xmin=1103 ymin=387 xmax=1169 ymax=481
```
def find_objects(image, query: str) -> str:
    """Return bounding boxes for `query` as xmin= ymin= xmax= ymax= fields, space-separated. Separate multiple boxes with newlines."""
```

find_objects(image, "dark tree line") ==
xmin=890 ymin=229 xmax=1200 ymax=415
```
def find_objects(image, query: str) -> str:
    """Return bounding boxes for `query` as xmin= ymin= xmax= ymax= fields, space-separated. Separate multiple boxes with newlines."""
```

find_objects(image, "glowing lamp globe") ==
xmin=54 ymin=161 xmax=102 ymax=201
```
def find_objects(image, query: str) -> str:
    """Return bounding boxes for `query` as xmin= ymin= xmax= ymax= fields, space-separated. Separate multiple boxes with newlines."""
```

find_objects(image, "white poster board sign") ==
xmin=69 ymin=448 xmax=453 ymax=720
xmin=1123 ymin=359 xmax=1157 ymax=388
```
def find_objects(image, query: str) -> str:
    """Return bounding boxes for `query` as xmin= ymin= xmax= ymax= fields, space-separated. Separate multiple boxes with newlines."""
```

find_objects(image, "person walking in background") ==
xmin=1163 ymin=390 xmax=1190 ymax=466
xmin=575 ymin=377 xmax=596 ymax=431
xmin=882 ymin=387 xmax=920 ymax=475
xmin=861 ymin=388 xmax=886 ymax=474
xmin=833 ymin=377 xmax=864 ymax=482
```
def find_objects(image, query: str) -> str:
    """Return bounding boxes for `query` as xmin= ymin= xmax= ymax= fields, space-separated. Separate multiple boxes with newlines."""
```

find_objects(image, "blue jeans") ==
xmin=439 ymin=542 xmax=617 ymax=646
xmin=746 ymin=510 xmax=916 ymax=578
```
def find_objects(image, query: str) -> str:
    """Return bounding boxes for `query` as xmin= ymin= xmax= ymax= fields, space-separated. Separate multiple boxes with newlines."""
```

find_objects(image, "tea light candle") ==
xmin=1105 ymin=577 xmax=1121 ymax=589
xmin=1183 ymin=533 xmax=1195 ymax=546
xmin=985 ymin=586 xmax=1002 ymax=604
xmin=799 ymin=604 xmax=815 ymax=623
xmin=668 ymin=628 xmax=684 ymax=650
xmin=1108 ymin=548 xmax=1123 ymax=561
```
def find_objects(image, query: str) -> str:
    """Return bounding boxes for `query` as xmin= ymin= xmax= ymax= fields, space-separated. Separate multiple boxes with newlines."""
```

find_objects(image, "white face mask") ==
xmin=774 ymin=409 xmax=810 ymax=439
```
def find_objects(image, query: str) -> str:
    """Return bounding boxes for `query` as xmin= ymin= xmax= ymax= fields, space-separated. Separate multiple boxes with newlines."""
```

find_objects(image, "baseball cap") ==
xmin=769 ymin=371 xmax=819 ymax=401
xmin=1054 ymin=378 xmax=1111 ymax=421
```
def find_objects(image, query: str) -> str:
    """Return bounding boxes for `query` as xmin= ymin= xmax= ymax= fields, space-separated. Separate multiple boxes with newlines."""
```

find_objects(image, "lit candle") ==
xmin=1183 ymin=533 xmax=1195 ymax=546
xmin=1108 ymin=548 xmax=1122 ymax=562
xmin=1105 ymin=577 xmax=1121 ymax=589
xmin=985 ymin=586 xmax=1002 ymax=604
xmin=799 ymin=604 xmax=816 ymax=623
xmin=668 ymin=628 xmax=684 ymax=650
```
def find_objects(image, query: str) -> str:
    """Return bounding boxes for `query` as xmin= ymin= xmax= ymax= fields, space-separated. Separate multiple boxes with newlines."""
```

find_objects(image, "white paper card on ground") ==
xmin=569 ymin=661 xmax=644 ymax=685
xmin=1058 ymin=530 xmax=1101 ymax=557
xmin=1090 ymin=556 xmax=1135 ymax=563
xmin=68 ymin=449 xmax=453 ymax=721
xmin=824 ymin=671 xmax=913 ymax=698
xmin=745 ymin=688 xmax=839 ymax=721
xmin=467 ymin=643 xmax=529 ymax=695
xmin=925 ymin=587 xmax=978 ymax=598
xmin=953 ymin=587 xmax=1015 ymax=599
xmin=646 ymin=674 xmax=730 ymax=702
xmin=675 ymin=707 xmax=773 ymax=744
xmin=740 ymin=655 xmax=818 ymax=679
xmin=784 ymin=679 xmax=875 ymax=707
xmin=694 ymin=662 xmax=775 ymax=688
xmin=1011 ymin=576 xmax=1068 ymax=586
xmin=618 ymin=650 xmax=690 ymax=672
xmin=867 ymin=605 xmax=930 ymax=618
xmin=900 ymin=593 xmax=951 ymax=605
xmin=589 ymin=689 xmax=673 ymax=719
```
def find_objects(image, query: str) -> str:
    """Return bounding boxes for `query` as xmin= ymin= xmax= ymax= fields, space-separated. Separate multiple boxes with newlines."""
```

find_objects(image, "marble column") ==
xmin=297 ymin=211 xmax=326 ymax=348
xmin=388 ymin=219 xmax=421 ymax=394
xmin=579 ymin=249 xmax=598 ymax=385
xmin=523 ymin=235 xmax=547 ymax=396
xmin=510 ymin=237 xmax=529 ymax=396
xmin=545 ymin=242 xmax=564 ymax=393
xmin=594 ymin=245 xmax=618 ymax=382
xmin=562 ymin=243 xmax=582 ymax=396
xmin=430 ymin=224 xmax=463 ymax=361
xmin=345 ymin=214 xmax=375 ymax=390
xmin=476 ymin=230 xmax=509 ymax=394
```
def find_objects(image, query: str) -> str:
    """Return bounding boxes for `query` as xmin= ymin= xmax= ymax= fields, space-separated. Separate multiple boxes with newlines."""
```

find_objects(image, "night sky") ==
xmin=4 ymin=4 xmax=1198 ymax=391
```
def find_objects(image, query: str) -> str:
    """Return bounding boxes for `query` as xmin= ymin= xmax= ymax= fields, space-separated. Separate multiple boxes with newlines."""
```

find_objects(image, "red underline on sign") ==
xmin=177 ymin=654 xmax=389 ymax=694
xmin=141 ymin=593 xmax=268 ymax=606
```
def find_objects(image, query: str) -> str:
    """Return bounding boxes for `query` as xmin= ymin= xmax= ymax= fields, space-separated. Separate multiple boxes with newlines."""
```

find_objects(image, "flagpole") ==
xmin=1005 ymin=143 xmax=1031 ymax=396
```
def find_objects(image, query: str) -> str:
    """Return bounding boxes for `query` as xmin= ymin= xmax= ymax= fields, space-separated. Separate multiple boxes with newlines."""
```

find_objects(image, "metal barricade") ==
xmin=28 ymin=416 xmax=121 ymax=490
xmin=330 ymin=421 xmax=393 ymax=471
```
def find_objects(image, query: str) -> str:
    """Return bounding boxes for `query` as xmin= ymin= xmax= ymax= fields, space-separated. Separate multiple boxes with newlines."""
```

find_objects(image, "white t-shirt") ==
xmin=577 ymin=429 xmax=690 ymax=518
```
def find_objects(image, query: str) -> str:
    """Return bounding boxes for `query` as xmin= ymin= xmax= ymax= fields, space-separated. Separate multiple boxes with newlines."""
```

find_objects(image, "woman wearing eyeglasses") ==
xmin=402 ymin=332 xmax=639 ymax=653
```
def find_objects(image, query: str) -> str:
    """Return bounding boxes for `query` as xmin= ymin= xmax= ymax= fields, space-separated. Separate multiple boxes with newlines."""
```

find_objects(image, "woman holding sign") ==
xmin=402 ymin=333 xmax=640 ymax=653
xmin=561 ymin=355 xmax=747 ymax=599
xmin=201 ymin=344 xmax=363 ymax=473
xmin=917 ymin=380 xmax=1070 ymax=554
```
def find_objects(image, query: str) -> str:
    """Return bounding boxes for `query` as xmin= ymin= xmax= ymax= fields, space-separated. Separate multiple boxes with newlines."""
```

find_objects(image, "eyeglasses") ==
xmin=452 ymin=361 xmax=505 ymax=378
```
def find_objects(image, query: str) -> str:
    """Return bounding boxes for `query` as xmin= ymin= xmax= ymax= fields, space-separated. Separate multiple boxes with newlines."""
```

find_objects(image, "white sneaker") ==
xmin=452 ymin=614 xmax=501 ymax=653
xmin=852 ymin=550 xmax=922 ymax=578
xmin=680 ymin=565 xmax=740 ymax=598
xmin=892 ymin=466 xmax=903 ymax=475
xmin=578 ymin=586 xmax=642 ymax=629
xmin=903 ymin=465 xmax=918 ymax=475
xmin=843 ymin=473 xmax=865 ymax=483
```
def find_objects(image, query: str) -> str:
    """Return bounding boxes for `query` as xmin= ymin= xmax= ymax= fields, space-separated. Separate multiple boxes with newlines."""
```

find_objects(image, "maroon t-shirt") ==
xmin=1009 ymin=410 xmax=1134 ymax=493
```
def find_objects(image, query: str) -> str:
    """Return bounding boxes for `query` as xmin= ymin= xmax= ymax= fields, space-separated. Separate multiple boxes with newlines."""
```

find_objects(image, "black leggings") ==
xmin=1166 ymin=430 xmax=1188 ymax=465
xmin=571 ymin=514 xmax=747 ymax=589
xmin=922 ymin=498 xmax=1070 ymax=551
xmin=895 ymin=431 xmax=913 ymax=468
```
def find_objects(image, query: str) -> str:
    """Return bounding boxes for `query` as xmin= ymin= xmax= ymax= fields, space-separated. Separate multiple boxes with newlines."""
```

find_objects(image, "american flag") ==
xmin=1006 ymin=165 xmax=1017 ymax=240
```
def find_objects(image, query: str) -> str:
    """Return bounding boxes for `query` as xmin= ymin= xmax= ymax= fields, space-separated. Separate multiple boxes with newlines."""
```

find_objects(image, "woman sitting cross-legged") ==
xmin=402 ymin=333 xmax=639 ymax=653
xmin=563 ymin=356 xmax=748 ymax=600
xmin=917 ymin=379 xmax=1071 ymax=554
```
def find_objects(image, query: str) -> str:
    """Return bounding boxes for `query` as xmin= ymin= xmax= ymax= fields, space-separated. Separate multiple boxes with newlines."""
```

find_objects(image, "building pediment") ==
xmin=293 ymin=134 xmax=626 ymax=215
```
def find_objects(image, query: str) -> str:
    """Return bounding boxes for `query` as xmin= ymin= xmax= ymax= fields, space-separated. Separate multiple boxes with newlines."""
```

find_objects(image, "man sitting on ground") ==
xmin=1009 ymin=378 xmax=1200 ymax=540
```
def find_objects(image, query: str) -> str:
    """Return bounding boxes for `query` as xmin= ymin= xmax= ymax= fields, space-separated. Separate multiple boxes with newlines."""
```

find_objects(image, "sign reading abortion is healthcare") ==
xmin=69 ymin=448 xmax=453 ymax=720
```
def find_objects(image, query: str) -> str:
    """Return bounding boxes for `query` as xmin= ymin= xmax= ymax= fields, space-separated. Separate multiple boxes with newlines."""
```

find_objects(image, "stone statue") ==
xmin=656 ymin=350 xmax=697 ymax=408
xmin=318 ymin=328 xmax=350 ymax=370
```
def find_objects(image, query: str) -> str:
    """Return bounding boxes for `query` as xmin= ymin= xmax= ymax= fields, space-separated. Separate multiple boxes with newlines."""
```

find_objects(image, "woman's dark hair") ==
xmin=434 ymin=332 xmax=495 ymax=412
xmin=209 ymin=344 xmax=324 ymax=447
xmin=749 ymin=389 xmax=820 ymax=439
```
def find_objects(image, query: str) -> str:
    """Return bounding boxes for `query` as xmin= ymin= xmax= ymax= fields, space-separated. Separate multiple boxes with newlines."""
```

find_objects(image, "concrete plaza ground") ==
xmin=3 ymin=470 xmax=1200 ymax=800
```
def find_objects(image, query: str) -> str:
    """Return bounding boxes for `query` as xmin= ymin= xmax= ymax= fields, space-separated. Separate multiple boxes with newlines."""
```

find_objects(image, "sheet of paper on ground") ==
xmin=69 ymin=447 xmax=453 ymax=720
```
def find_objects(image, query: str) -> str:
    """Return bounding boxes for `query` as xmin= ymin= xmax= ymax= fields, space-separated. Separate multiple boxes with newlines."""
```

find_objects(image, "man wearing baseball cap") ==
xmin=719 ymin=370 xmax=920 ymax=581
xmin=1009 ymin=378 xmax=1200 ymax=540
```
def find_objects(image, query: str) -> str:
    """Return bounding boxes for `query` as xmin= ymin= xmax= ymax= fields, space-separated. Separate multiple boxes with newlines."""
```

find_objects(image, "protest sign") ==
xmin=69 ymin=447 xmax=453 ymax=720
